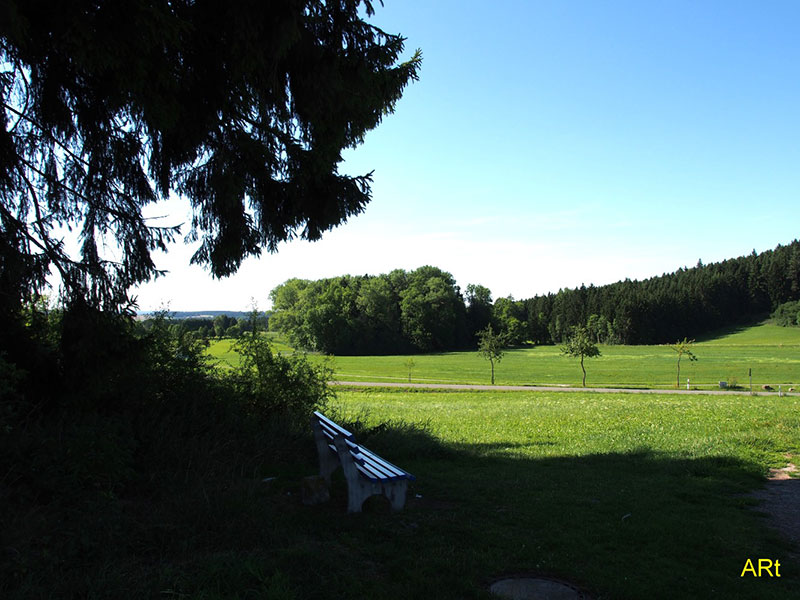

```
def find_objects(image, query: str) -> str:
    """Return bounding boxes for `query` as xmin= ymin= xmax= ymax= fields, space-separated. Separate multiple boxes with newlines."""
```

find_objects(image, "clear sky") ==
xmin=133 ymin=0 xmax=800 ymax=312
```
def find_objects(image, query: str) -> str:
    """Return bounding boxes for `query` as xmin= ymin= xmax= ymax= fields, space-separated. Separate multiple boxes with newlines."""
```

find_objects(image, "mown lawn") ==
xmin=315 ymin=389 xmax=800 ymax=599
xmin=209 ymin=322 xmax=800 ymax=389
xmin=10 ymin=389 xmax=798 ymax=599
xmin=324 ymin=323 xmax=800 ymax=389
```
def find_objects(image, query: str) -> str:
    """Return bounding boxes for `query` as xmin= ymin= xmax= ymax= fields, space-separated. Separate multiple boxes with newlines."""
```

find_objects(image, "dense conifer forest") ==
xmin=269 ymin=240 xmax=800 ymax=353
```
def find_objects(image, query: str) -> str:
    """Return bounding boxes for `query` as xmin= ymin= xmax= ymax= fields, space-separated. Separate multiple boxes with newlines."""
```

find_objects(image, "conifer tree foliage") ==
xmin=0 ymin=0 xmax=421 ymax=314
xmin=524 ymin=241 xmax=800 ymax=345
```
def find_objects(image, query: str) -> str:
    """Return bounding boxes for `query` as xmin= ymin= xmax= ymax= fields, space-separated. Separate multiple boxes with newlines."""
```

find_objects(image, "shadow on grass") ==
xmin=3 ymin=419 xmax=797 ymax=600
xmin=309 ymin=419 xmax=798 ymax=600
xmin=694 ymin=316 xmax=770 ymax=343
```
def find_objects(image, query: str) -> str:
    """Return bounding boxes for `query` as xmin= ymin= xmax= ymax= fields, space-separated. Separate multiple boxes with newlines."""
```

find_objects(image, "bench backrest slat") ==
xmin=314 ymin=411 xmax=415 ymax=482
xmin=319 ymin=422 xmax=348 ymax=444
xmin=314 ymin=411 xmax=353 ymax=439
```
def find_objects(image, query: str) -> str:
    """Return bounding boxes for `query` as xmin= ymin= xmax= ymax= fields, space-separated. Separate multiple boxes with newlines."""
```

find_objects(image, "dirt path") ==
xmin=750 ymin=461 xmax=800 ymax=558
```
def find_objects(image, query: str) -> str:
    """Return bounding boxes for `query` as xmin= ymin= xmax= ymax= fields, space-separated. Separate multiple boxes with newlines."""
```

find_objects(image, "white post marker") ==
xmin=687 ymin=378 xmax=690 ymax=390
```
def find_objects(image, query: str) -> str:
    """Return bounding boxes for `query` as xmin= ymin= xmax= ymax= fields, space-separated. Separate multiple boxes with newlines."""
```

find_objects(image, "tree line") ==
xmin=269 ymin=241 xmax=800 ymax=353
xmin=137 ymin=313 xmax=270 ymax=342
xmin=523 ymin=240 xmax=800 ymax=345
xmin=269 ymin=266 xmax=482 ymax=354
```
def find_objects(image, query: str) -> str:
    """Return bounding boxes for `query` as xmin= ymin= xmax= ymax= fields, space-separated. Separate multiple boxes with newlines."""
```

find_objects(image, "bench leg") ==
xmin=344 ymin=477 xmax=408 ymax=513
xmin=311 ymin=418 xmax=340 ymax=484
xmin=333 ymin=436 xmax=410 ymax=513
xmin=333 ymin=435 xmax=371 ymax=513
xmin=347 ymin=479 xmax=383 ymax=514
xmin=386 ymin=479 xmax=408 ymax=512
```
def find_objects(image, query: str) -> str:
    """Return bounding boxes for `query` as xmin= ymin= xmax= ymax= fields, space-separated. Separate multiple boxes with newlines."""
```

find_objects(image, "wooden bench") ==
xmin=311 ymin=411 xmax=415 ymax=513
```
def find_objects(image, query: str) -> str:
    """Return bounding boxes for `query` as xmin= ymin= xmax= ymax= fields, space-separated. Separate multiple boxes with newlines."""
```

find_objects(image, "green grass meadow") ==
xmin=209 ymin=322 xmax=800 ymax=389
xmin=177 ymin=322 xmax=800 ymax=597
xmin=313 ymin=388 xmax=799 ymax=598
xmin=12 ymin=324 xmax=799 ymax=598
xmin=10 ymin=386 xmax=797 ymax=599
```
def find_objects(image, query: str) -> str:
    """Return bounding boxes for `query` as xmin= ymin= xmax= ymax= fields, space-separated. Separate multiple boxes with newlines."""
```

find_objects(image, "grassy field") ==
xmin=16 ymin=330 xmax=799 ymax=598
xmin=208 ymin=331 xmax=295 ymax=365
xmin=62 ymin=387 xmax=795 ymax=599
xmin=311 ymin=388 xmax=799 ymax=599
xmin=209 ymin=322 xmax=800 ymax=390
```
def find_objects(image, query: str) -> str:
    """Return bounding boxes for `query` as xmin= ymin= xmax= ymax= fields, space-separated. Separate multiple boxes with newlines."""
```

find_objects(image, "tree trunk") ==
xmin=676 ymin=355 xmax=681 ymax=388
xmin=581 ymin=355 xmax=586 ymax=387
xmin=491 ymin=360 xmax=495 ymax=385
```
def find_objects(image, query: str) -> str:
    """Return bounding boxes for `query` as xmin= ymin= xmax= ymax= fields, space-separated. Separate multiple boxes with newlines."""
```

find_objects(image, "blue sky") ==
xmin=134 ymin=0 xmax=800 ymax=311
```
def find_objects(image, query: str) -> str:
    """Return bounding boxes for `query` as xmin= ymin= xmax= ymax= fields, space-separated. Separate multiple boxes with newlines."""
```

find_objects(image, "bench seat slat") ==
xmin=357 ymin=454 xmax=404 ymax=481
xmin=358 ymin=452 xmax=404 ymax=479
xmin=356 ymin=462 xmax=403 ymax=482
xmin=355 ymin=461 xmax=386 ymax=481
xmin=329 ymin=443 xmax=404 ymax=481
xmin=343 ymin=438 xmax=407 ymax=478
xmin=357 ymin=444 xmax=414 ymax=480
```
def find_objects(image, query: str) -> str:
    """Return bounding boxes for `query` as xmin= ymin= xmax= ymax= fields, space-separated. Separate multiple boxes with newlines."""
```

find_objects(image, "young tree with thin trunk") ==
xmin=671 ymin=337 xmax=697 ymax=388
xmin=403 ymin=357 xmax=416 ymax=383
xmin=560 ymin=325 xmax=601 ymax=387
xmin=477 ymin=324 xmax=505 ymax=385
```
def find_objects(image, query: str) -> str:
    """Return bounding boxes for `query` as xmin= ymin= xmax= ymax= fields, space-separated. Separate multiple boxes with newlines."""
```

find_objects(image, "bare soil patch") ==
xmin=749 ymin=457 xmax=800 ymax=559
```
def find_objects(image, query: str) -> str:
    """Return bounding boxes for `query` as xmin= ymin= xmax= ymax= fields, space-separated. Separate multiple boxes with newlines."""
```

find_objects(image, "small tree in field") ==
xmin=561 ymin=325 xmax=601 ymax=387
xmin=477 ymin=325 xmax=505 ymax=385
xmin=671 ymin=337 xmax=697 ymax=388
xmin=404 ymin=357 xmax=416 ymax=383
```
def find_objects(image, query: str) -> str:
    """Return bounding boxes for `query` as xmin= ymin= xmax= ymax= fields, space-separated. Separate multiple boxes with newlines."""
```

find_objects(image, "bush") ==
xmin=226 ymin=331 xmax=333 ymax=429
xmin=1 ymin=304 xmax=332 ymax=597
xmin=771 ymin=300 xmax=800 ymax=327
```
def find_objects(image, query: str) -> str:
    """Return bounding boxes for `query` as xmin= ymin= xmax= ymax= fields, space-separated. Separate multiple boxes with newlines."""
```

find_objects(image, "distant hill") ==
xmin=138 ymin=310 xmax=267 ymax=320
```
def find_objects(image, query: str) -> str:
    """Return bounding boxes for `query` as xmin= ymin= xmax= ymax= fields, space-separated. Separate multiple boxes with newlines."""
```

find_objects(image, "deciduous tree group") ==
xmin=269 ymin=240 xmax=800 ymax=354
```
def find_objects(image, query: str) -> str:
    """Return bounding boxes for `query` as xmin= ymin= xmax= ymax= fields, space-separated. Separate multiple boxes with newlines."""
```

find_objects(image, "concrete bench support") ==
xmin=333 ymin=435 xmax=410 ymax=513
xmin=310 ymin=411 xmax=415 ymax=514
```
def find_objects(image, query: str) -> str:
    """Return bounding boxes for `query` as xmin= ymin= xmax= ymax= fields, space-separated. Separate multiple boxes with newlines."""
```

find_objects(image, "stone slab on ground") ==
xmin=489 ymin=577 xmax=589 ymax=600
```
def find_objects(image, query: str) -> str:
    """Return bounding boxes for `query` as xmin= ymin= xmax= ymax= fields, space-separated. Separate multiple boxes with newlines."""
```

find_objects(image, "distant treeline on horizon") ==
xmin=135 ymin=311 xmax=271 ymax=341
xmin=268 ymin=240 xmax=800 ymax=354
xmin=137 ymin=310 xmax=263 ymax=320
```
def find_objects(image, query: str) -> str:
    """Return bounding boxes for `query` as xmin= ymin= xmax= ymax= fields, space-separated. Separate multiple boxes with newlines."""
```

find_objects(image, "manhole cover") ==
xmin=489 ymin=576 xmax=587 ymax=600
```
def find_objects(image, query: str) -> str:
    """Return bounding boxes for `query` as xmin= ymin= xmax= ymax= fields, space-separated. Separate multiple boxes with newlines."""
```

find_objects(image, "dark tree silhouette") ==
xmin=0 ymin=0 xmax=421 ymax=314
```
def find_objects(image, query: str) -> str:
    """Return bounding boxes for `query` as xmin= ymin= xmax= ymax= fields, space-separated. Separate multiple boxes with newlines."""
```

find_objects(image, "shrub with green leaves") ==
xmin=771 ymin=299 xmax=800 ymax=327
xmin=227 ymin=331 xmax=333 ymax=427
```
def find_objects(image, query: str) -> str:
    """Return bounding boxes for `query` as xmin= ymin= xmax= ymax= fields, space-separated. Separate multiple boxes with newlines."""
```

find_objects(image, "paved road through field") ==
xmin=332 ymin=381 xmax=795 ymax=395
